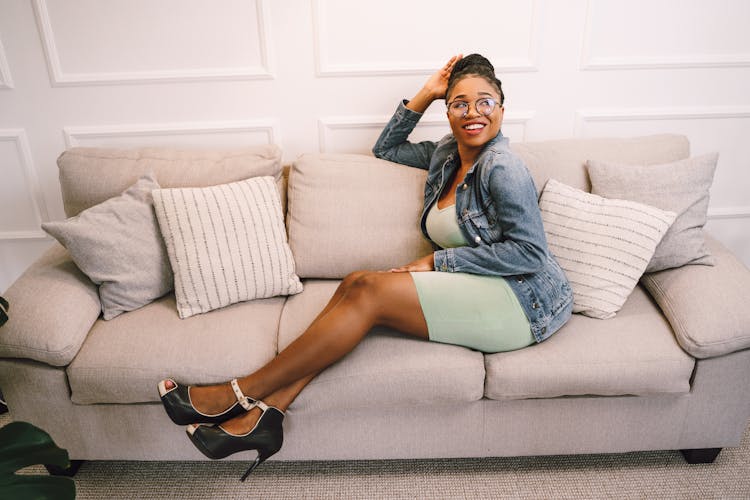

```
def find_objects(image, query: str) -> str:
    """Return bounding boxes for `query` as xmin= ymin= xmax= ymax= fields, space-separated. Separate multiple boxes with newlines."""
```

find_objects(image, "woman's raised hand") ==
xmin=406 ymin=55 xmax=462 ymax=114
xmin=423 ymin=54 xmax=463 ymax=101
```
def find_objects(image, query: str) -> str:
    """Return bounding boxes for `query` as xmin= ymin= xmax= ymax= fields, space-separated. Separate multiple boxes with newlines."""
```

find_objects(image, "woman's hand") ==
xmin=424 ymin=54 xmax=463 ymax=101
xmin=406 ymin=55 xmax=463 ymax=114
xmin=389 ymin=253 xmax=435 ymax=273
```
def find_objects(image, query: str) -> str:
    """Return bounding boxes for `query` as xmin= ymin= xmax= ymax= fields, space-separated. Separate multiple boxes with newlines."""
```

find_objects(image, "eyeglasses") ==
xmin=446 ymin=97 xmax=501 ymax=118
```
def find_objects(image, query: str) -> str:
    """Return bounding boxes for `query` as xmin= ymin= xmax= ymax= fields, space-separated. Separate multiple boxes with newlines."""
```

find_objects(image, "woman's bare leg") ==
xmin=181 ymin=271 xmax=428 ymax=424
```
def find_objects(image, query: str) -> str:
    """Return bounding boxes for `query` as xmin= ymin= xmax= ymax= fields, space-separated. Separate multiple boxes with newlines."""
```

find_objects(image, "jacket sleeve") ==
xmin=372 ymin=100 xmax=437 ymax=170
xmin=433 ymin=159 xmax=548 ymax=276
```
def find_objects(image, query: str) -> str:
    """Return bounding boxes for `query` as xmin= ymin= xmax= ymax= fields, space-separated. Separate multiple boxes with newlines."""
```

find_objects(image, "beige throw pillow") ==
xmin=41 ymin=173 xmax=173 ymax=320
xmin=539 ymin=179 xmax=676 ymax=319
xmin=152 ymin=177 xmax=302 ymax=319
xmin=587 ymin=153 xmax=718 ymax=272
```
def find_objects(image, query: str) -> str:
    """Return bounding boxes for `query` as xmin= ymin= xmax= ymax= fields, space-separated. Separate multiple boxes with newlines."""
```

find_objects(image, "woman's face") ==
xmin=446 ymin=76 xmax=504 ymax=151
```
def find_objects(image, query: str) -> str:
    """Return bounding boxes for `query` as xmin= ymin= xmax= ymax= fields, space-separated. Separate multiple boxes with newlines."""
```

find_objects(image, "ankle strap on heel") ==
xmin=230 ymin=378 xmax=255 ymax=411
xmin=253 ymin=399 xmax=285 ymax=416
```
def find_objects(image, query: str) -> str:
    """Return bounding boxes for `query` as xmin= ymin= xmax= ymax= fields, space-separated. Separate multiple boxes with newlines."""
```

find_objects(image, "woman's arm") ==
xmin=372 ymin=55 xmax=462 ymax=169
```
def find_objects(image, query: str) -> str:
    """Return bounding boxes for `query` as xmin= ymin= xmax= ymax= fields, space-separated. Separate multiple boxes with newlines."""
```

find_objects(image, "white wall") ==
xmin=1 ymin=0 xmax=749 ymax=292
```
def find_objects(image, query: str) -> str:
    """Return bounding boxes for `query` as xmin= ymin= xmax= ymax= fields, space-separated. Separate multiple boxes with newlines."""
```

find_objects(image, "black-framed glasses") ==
xmin=446 ymin=97 xmax=501 ymax=118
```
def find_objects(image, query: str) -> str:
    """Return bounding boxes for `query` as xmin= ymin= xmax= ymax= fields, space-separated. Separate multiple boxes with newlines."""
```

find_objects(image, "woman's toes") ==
xmin=165 ymin=379 xmax=175 ymax=390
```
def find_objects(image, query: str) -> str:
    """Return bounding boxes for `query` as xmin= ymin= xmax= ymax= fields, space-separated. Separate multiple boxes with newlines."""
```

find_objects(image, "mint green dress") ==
xmin=410 ymin=201 xmax=534 ymax=353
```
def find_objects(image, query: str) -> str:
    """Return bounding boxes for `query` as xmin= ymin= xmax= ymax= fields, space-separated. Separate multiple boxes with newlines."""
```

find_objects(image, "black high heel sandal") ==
xmin=157 ymin=378 xmax=255 ymax=425
xmin=186 ymin=400 xmax=285 ymax=481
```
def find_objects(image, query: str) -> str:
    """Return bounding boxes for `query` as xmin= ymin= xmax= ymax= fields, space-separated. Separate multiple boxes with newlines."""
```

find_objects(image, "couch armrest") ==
xmin=0 ymin=243 xmax=101 ymax=366
xmin=640 ymin=235 xmax=750 ymax=358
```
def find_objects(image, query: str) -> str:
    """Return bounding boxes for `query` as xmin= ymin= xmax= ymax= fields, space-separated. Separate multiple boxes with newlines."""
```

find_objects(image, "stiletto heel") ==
xmin=186 ymin=400 xmax=284 ymax=480
xmin=240 ymin=454 xmax=265 ymax=482
xmin=158 ymin=378 xmax=255 ymax=425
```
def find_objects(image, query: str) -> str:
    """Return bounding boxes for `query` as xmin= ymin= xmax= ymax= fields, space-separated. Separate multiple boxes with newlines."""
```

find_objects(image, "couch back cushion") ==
xmin=288 ymin=153 xmax=434 ymax=278
xmin=288 ymin=135 xmax=689 ymax=278
xmin=58 ymin=145 xmax=283 ymax=217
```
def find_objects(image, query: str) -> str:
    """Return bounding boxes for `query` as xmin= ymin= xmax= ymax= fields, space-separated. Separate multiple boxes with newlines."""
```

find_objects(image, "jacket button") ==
xmin=462 ymin=183 xmax=468 ymax=190
xmin=541 ymin=327 xmax=547 ymax=335
xmin=474 ymin=235 xmax=481 ymax=244
xmin=516 ymin=277 xmax=524 ymax=283
xmin=532 ymin=302 xmax=539 ymax=309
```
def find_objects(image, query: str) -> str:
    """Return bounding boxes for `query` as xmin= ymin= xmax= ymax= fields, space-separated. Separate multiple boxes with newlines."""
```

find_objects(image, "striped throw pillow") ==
xmin=539 ymin=179 xmax=675 ymax=319
xmin=153 ymin=177 xmax=303 ymax=319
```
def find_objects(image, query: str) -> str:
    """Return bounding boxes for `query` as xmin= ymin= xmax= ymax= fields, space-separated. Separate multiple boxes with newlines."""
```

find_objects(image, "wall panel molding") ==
xmin=313 ymin=0 xmax=541 ymax=76
xmin=33 ymin=0 xmax=275 ymax=86
xmin=318 ymin=111 xmax=534 ymax=152
xmin=0 ymin=130 xmax=49 ymax=240
xmin=64 ymin=120 xmax=281 ymax=149
xmin=580 ymin=0 xmax=750 ymax=70
xmin=0 ymin=34 xmax=13 ymax=89
xmin=707 ymin=206 xmax=750 ymax=220
xmin=574 ymin=106 xmax=750 ymax=137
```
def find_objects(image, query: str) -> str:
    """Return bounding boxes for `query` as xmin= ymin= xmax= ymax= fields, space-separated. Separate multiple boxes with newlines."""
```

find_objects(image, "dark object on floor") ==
xmin=681 ymin=448 xmax=722 ymax=463
xmin=45 ymin=460 xmax=85 ymax=477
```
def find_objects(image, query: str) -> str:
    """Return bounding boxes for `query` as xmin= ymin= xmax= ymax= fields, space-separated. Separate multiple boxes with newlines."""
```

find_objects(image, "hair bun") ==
xmin=453 ymin=54 xmax=495 ymax=74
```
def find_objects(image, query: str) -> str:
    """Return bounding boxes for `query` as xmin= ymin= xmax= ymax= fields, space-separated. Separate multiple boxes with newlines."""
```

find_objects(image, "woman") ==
xmin=158 ymin=54 xmax=573 ymax=480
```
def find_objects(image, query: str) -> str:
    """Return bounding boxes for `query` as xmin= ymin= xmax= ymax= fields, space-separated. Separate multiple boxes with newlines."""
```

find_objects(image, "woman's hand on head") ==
xmin=389 ymin=253 xmax=435 ymax=273
xmin=424 ymin=54 xmax=462 ymax=101
xmin=406 ymin=55 xmax=462 ymax=114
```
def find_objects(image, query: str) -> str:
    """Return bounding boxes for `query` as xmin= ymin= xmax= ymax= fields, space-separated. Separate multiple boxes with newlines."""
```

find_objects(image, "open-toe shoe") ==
xmin=158 ymin=378 xmax=255 ymax=426
xmin=186 ymin=400 xmax=284 ymax=481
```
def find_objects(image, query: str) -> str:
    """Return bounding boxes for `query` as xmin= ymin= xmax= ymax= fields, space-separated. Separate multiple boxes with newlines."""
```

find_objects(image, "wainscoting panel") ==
xmin=0 ymin=130 xmax=48 ymax=239
xmin=33 ymin=0 xmax=274 ymax=85
xmin=581 ymin=0 xmax=750 ymax=70
xmin=63 ymin=121 xmax=281 ymax=149
xmin=314 ymin=0 xmax=540 ymax=76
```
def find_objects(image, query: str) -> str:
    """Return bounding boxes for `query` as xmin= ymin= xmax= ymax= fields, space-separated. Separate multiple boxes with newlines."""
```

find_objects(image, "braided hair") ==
xmin=446 ymin=54 xmax=505 ymax=105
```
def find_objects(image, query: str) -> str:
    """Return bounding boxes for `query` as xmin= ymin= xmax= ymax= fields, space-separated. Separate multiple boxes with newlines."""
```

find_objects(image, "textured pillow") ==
xmin=41 ymin=173 xmax=173 ymax=320
xmin=539 ymin=179 xmax=676 ymax=319
xmin=587 ymin=153 xmax=718 ymax=272
xmin=152 ymin=176 xmax=302 ymax=319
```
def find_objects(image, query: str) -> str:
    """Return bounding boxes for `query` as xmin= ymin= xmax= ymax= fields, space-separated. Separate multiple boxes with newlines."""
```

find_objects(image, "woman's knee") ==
xmin=343 ymin=271 xmax=386 ymax=303
xmin=340 ymin=270 xmax=372 ymax=291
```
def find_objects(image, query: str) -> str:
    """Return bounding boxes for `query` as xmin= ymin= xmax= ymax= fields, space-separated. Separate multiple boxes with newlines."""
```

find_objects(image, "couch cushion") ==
xmin=67 ymin=293 xmax=284 ymax=404
xmin=484 ymin=286 xmax=695 ymax=400
xmin=588 ymin=153 xmax=718 ymax=272
xmin=278 ymin=280 xmax=485 ymax=413
xmin=640 ymin=236 xmax=750 ymax=359
xmin=42 ymin=174 xmax=173 ymax=320
xmin=58 ymin=145 xmax=282 ymax=217
xmin=510 ymin=134 xmax=690 ymax=195
xmin=287 ymin=154 xmax=433 ymax=279
xmin=0 ymin=244 xmax=101 ymax=366
xmin=152 ymin=177 xmax=302 ymax=319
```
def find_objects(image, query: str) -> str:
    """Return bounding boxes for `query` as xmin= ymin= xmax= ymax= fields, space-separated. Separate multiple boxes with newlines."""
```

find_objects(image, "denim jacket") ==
xmin=373 ymin=101 xmax=573 ymax=342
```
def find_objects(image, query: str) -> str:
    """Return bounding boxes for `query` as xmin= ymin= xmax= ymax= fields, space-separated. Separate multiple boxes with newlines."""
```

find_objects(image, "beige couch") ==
xmin=2 ymin=135 xmax=750 ymax=472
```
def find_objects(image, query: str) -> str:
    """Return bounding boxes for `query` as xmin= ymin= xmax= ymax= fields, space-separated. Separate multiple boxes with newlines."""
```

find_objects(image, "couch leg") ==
xmin=680 ymin=448 xmax=722 ymax=464
xmin=45 ymin=459 xmax=84 ymax=477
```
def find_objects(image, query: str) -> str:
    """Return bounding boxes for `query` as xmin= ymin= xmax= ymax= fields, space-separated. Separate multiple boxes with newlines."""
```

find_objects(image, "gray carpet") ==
xmin=7 ymin=411 xmax=750 ymax=499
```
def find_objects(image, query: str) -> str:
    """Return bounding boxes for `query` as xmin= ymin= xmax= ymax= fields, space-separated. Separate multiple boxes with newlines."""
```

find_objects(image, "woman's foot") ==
xmin=162 ymin=379 xmax=237 ymax=416
xmin=186 ymin=400 xmax=285 ymax=481
xmin=158 ymin=378 xmax=255 ymax=425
